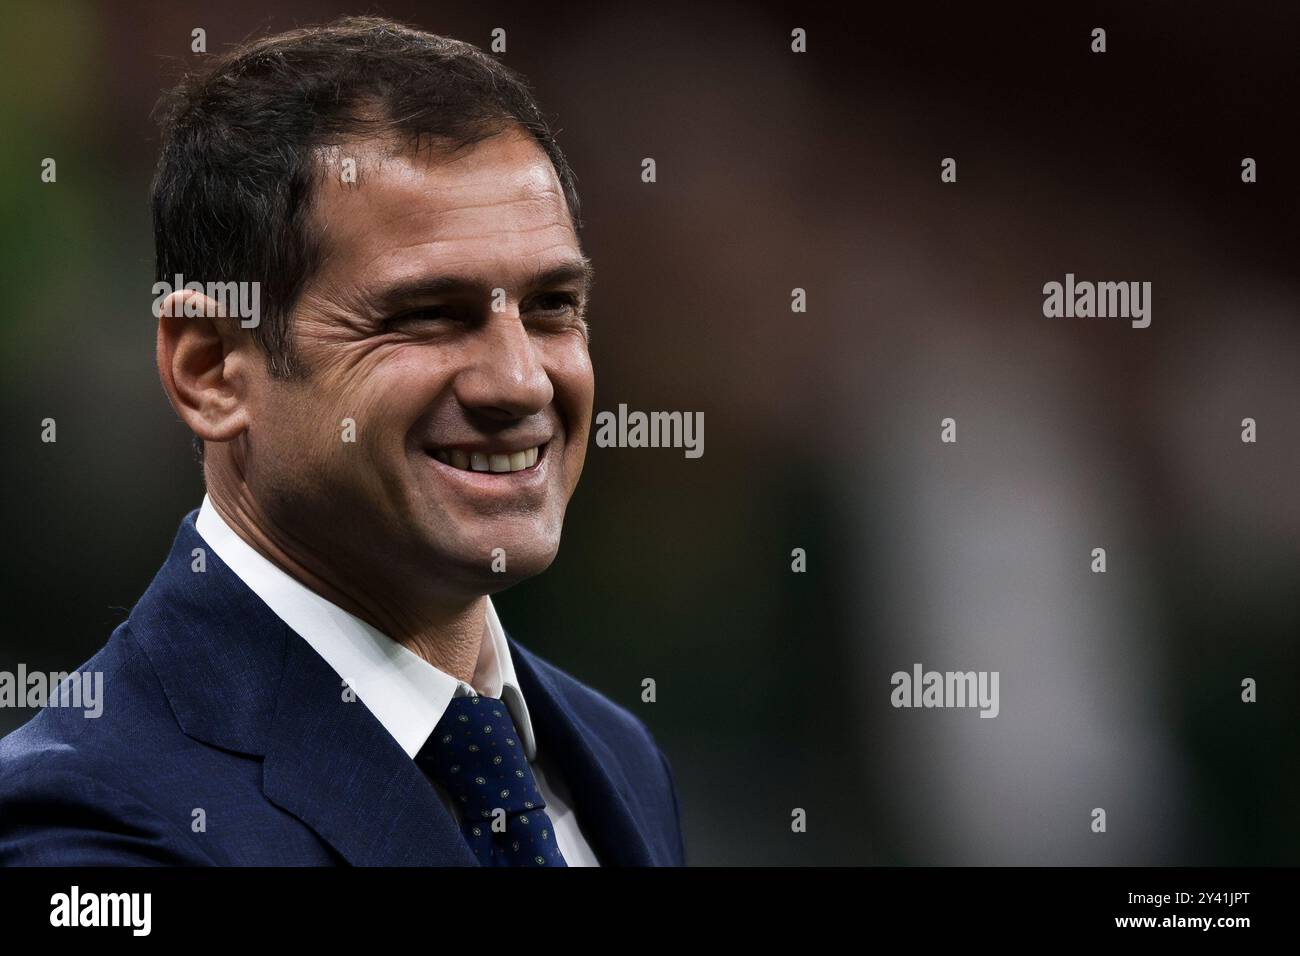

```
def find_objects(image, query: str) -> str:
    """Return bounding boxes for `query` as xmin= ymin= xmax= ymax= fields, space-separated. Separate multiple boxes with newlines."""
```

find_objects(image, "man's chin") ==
xmin=422 ymin=537 xmax=560 ymax=590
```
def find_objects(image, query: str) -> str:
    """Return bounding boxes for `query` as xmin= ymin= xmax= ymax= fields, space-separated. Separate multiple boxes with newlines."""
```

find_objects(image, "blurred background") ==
xmin=1 ymin=0 xmax=1297 ymax=864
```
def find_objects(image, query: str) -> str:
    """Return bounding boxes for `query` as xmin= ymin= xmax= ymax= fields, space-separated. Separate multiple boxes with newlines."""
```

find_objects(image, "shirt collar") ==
xmin=194 ymin=494 xmax=536 ymax=761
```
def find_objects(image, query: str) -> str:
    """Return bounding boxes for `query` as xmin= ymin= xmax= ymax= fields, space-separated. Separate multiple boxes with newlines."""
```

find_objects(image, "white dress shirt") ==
xmin=195 ymin=495 xmax=600 ymax=866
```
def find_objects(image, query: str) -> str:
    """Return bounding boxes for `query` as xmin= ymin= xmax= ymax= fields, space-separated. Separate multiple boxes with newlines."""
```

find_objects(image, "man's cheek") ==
xmin=313 ymin=380 xmax=392 ymax=453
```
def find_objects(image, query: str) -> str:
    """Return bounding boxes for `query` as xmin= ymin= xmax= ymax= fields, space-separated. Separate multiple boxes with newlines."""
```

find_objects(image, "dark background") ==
xmin=1 ymin=0 xmax=1297 ymax=864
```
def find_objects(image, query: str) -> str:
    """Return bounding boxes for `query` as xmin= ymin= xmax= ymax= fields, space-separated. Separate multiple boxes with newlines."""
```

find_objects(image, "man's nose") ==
xmin=453 ymin=311 xmax=553 ymax=420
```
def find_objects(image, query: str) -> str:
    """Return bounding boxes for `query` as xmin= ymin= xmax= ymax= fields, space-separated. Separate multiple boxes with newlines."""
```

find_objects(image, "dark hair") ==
xmin=151 ymin=15 xmax=582 ymax=383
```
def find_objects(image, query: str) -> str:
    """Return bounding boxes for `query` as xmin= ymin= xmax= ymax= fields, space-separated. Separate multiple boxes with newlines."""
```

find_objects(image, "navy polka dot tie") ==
xmin=416 ymin=695 xmax=568 ymax=866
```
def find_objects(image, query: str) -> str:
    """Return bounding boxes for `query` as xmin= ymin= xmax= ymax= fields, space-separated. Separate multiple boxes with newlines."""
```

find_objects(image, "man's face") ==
xmin=239 ymin=127 xmax=594 ymax=602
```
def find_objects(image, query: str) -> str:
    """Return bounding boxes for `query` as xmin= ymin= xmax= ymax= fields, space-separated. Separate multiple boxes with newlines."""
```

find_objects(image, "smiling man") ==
xmin=0 ymin=16 xmax=685 ymax=867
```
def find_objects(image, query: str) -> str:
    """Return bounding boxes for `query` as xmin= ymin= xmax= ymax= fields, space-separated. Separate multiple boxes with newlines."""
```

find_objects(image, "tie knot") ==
xmin=416 ymin=695 xmax=546 ymax=820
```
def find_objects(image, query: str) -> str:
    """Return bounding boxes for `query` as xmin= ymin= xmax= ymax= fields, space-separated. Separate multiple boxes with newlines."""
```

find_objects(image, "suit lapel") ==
xmin=508 ymin=638 xmax=657 ymax=866
xmin=131 ymin=511 xmax=477 ymax=866
xmin=260 ymin=632 xmax=478 ymax=866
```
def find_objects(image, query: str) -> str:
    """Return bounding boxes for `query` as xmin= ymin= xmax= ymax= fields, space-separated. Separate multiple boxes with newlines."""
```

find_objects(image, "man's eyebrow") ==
xmin=370 ymin=258 xmax=594 ymax=311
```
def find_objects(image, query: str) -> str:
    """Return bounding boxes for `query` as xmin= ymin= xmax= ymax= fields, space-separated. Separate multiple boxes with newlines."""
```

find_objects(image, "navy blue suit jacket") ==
xmin=0 ymin=512 xmax=685 ymax=866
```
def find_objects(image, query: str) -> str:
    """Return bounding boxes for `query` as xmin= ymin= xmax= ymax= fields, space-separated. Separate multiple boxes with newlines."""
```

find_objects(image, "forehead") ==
xmin=309 ymin=127 xmax=579 ymax=289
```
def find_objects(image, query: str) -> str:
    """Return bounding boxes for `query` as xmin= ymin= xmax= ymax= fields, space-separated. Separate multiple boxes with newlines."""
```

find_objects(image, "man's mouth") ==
xmin=428 ymin=443 xmax=544 ymax=474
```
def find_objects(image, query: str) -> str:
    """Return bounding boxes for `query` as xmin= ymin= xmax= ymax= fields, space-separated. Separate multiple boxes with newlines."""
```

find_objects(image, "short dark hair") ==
xmin=151 ymin=15 xmax=582 ymax=381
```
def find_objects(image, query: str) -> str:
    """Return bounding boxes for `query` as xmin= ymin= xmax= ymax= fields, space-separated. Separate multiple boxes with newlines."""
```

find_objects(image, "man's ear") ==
xmin=156 ymin=289 xmax=253 ymax=444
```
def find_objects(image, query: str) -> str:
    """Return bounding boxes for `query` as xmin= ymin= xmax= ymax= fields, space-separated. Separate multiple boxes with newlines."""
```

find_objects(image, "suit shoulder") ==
xmin=0 ymin=626 xmax=213 ymax=864
xmin=0 ymin=623 xmax=171 ymax=772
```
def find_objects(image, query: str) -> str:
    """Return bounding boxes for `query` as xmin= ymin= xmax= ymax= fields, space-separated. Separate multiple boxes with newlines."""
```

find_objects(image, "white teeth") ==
xmin=435 ymin=445 xmax=542 ymax=474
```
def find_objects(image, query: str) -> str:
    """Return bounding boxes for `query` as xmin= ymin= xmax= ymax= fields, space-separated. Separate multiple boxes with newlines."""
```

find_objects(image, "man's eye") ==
xmin=386 ymin=306 xmax=455 ymax=325
xmin=529 ymin=292 xmax=580 ymax=315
